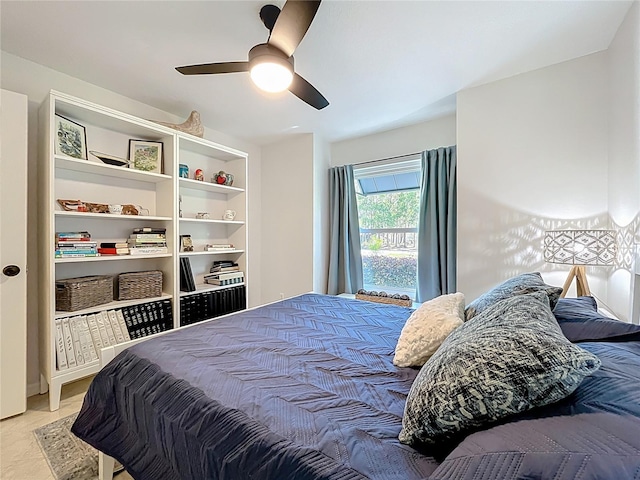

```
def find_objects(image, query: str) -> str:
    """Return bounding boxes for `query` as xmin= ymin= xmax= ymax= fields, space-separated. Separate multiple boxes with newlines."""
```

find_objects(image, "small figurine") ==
xmin=213 ymin=171 xmax=234 ymax=186
xmin=194 ymin=169 xmax=204 ymax=181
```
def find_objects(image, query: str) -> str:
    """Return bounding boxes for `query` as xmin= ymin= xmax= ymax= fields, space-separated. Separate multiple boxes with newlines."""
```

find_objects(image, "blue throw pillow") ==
xmin=553 ymin=296 xmax=640 ymax=342
xmin=399 ymin=291 xmax=601 ymax=448
xmin=465 ymin=272 xmax=563 ymax=321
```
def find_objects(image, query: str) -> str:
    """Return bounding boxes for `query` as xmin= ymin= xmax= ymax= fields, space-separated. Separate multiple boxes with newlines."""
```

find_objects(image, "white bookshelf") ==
xmin=38 ymin=90 xmax=248 ymax=411
xmin=177 ymin=134 xmax=247 ymax=328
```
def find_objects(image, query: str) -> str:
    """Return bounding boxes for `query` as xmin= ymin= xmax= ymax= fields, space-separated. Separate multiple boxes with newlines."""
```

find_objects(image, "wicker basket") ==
xmin=355 ymin=293 xmax=413 ymax=307
xmin=56 ymin=275 xmax=114 ymax=312
xmin=118 ymin=270 xmax=163 ymax=300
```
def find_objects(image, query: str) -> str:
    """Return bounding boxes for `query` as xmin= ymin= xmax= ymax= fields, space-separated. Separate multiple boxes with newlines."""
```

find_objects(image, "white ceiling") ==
xmin=0 ymin=1 xmax=632 ymax=146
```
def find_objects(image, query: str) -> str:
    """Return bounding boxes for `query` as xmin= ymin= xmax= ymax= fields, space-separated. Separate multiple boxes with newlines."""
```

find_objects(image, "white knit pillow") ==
xmin=393 ymin=293 xmax=465 ymax=367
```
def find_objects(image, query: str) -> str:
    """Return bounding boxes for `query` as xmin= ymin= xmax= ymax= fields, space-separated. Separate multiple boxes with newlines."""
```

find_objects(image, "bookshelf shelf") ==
xmin=55 ymin=253 xmax=172 ymax=264
xmin=55 ymin=293 xmax=173 ymax=319
xmin=54 ymin=211 xmax=172 ymax=221
xmin=53 ymin=361 xmax=101 ymax=383
xmin=56 ymin=155 xmax=172 ymax=183
xmin=180 ymin=283 xmax=245 ymax=297
xmin=39 ymin=90 xmax=248 ymax=411
xmin=180 ymin=250 xmax=244 ymax=256
xmin=179 ymin=218 xmax=244 ymax=225
xmin=179 ymin=177 xmax=244 ymax=194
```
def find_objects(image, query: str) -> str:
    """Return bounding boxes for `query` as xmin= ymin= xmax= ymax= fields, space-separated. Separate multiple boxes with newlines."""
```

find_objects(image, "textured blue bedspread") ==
xmin=72 ymin=294 xmax=437 ymax=479
xmin=430 ymin=339 xmax=640 ymax=479
xmin=72 ymin=294 xmax=640 ymax=480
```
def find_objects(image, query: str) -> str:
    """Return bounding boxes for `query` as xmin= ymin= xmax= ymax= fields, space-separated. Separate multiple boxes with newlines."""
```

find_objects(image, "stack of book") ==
xmin=210 ymin=260 xmax=239 ymax=273
xmin=205 ymin=260 xmax=243 ymax=286
xmin=98 ymin=241 xmax=129 ymax=256
xmin=55 ymin=231 xmax=97 ymax=258
xmin=204 ymin=271 xmax=244 ymax=286
xmin=128 ymin=228 xmax=168 ymax=255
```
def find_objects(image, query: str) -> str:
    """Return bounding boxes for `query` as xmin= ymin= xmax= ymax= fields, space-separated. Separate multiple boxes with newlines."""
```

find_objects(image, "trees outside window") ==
xmin=357 ymin=190 xmax=419 ymax=298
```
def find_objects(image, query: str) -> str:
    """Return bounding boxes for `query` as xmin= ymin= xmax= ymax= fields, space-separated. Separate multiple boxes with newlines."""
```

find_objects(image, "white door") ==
xmin=0 ymin=89 xmax=28 ymax=419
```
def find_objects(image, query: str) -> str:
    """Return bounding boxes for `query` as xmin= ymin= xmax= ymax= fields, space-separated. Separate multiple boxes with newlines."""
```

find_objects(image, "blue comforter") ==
xmin=72 ymin=294 xmax=640 ymax=480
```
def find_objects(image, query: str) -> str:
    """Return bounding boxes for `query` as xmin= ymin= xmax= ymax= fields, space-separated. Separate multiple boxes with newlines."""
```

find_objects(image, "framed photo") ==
xmin=54 ymin=114 xmax=87 ymax=159
xmin=180 ymin=234 xmax=194 ymax=252
xmin=128 ymin=140 xmax=163 ymax=173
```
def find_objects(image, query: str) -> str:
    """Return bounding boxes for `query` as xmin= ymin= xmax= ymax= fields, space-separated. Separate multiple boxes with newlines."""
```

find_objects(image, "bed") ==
xmin=72 ymin=292 xmax=640 ymax=480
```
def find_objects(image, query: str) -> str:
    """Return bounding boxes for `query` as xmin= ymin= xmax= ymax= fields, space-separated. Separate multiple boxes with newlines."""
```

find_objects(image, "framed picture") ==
xmin=54 ymin=114 xmax=87 ymax=159
xmin=128 ymin=140 xmax=163 ymax=173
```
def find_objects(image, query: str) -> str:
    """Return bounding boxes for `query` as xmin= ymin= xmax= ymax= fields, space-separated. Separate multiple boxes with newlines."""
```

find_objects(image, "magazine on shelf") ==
xmin=77 ymin=316 xmax=98 ymax=362
xmin=54 ymin=319 xmax=68 ymax=370
xmin=61 ymin=318 xmax=77 ymax=368
xmin=68 ymin=316 xmax=86 ymax=366
xmin=86 ymin=314 xmax=103 ymax=351
xmin=115 ymin=310 xmax=131 ymax=341
xmin=107 ymin=310 xmax=125 ymax=344
xmin=102 ymin=311 xmax=117 ymax=346
xmin=95 ymin=311 xmax=112 ymax=347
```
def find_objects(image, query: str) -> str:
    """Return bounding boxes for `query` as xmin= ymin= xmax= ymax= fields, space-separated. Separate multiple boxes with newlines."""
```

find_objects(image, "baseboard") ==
xmin=27 ymin=381 xmax=41 ymax=398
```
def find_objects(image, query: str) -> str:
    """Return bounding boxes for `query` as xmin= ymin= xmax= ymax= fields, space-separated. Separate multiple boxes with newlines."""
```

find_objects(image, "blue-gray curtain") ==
xmin=327 ymin=165 xmax=363 ymax=295
xmin=416 ymin=146 xmax=457 ymax=302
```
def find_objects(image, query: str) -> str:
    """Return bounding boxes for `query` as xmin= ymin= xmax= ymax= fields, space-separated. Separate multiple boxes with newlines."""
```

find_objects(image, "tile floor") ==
xmin=0 ymin=378 xmax=134 ymax=480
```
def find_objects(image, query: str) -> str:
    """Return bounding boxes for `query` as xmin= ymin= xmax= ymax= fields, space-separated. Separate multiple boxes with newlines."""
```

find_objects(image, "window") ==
xmin=354 ymin=157 xmax=421 ymax=299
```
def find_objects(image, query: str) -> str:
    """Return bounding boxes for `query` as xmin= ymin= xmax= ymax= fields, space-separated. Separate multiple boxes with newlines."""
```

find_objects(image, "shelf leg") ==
xmin=48 ymin=378 xmax=62 ymax=411
xmin=99 ymin=452 xmax=115 ymax=480
xmin=39 ymin=373 xmax=49 ymax=395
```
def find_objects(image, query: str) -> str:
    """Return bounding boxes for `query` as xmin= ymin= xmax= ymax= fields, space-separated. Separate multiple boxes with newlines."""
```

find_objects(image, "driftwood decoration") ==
xmin=153 ymin=111 xmax=204 ymax=138
xmin=57 ymin=199 xmax=140 ymax=215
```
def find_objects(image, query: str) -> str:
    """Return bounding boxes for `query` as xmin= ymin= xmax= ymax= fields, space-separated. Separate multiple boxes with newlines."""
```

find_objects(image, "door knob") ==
xmin=2 ymin=265 xmax=20 ymax=277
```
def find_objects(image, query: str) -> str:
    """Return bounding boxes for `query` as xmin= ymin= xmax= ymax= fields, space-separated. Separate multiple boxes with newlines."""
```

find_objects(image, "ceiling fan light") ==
xmin=250 ymin=61 xmax=293 ymax=93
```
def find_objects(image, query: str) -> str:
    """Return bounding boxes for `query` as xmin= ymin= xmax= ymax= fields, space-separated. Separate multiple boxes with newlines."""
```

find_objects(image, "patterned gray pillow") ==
xmin=465 ymin=272 xmax=563 ymax=321
xmin=398 ymin=291 xmax=601 ymax=448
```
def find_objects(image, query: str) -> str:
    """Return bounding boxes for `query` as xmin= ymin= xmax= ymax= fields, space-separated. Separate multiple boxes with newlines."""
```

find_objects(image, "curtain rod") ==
xmin=351 ymin=152 xmax=422 ymax=168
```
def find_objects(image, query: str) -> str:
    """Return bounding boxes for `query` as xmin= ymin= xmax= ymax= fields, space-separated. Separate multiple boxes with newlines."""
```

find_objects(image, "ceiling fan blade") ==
xmin=289 ymin=73 xmax=329 ymax=110
xmin=268 ymin=0 xmax=321 ymax=57
xmin=176 ymin=62 xmax=249 ymax=75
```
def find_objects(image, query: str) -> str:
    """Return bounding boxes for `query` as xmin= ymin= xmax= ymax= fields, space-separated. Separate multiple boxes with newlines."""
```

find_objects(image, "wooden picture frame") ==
xmin=54 ymin=114 xmax=87 ymax=159
xmin=128 ymin=140 xmax=163 ymax=173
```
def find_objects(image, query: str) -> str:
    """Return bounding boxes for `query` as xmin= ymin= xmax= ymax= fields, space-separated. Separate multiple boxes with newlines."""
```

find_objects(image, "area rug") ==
xmin=34 ymin=412 xmax=124 ymax=480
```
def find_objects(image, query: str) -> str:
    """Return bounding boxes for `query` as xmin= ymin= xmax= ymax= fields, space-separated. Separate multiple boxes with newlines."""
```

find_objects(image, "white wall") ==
xmin=607 ymin=1 xmax=640 ymax=322
xmin=330 ymin=115 xmax=456 ymax=167
xmin=313 ymin=137 xmax=330 ymax=293
xmin=457 ymin=52 xmax=610 ymax=304
xmin=1 ymin=51 xmax=263 ymax=395
xmin=260 ymin=134 xmax=315 ymax=302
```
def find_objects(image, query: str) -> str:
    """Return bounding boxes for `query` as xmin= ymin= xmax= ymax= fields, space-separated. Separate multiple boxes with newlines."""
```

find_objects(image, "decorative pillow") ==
xmin=554 ymin=296 xmax=640 ymax=342
xmin=399 ymin=291 xmax=601 ymax=448
xmin=464 ymin=272 xmax=563 ymax=321
xmin=393 ymin=293 xmax=465 ymax=367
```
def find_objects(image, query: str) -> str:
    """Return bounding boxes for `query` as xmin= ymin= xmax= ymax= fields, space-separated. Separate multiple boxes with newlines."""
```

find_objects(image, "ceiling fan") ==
xmin=176 ymin=0 xmax=329 ymax=110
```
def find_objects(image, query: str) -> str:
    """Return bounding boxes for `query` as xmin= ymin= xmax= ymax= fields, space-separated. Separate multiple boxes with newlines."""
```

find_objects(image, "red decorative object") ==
xmin=194 ymin=169 xmax=204 ymax=181
xmin=213 ymin=171 xmax=234 ymax=186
